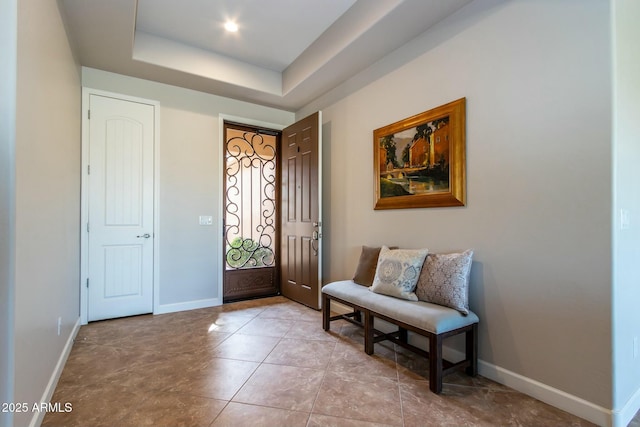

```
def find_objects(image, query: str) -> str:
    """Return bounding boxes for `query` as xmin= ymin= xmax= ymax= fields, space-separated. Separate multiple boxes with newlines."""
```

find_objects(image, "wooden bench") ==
xmin=322 ymin=280 xmax=478 ymax=394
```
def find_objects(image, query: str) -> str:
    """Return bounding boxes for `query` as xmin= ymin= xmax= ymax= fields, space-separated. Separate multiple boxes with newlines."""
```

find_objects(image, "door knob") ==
xmin=137 ymin=233 xmax=151 ymax=239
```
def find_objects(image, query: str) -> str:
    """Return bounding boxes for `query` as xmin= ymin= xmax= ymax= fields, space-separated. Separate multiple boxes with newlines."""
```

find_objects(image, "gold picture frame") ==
xmin=373 ymin=98 xmax=466 ymax=209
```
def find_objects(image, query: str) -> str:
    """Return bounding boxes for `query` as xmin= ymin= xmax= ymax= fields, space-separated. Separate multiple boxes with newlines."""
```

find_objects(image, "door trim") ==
xmin=80 ymin=88 xmax=160 ymax=325
xmin=316 ymin=112 xmax=323 ymax=308
xmin=218 ymin=114 xmax=288 ymax=304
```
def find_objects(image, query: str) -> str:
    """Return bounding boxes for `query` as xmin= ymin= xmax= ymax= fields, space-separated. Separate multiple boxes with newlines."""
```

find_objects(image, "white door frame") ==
xmin=218 ymin=114 xmax=288 ymax=303
xmin=80 ymin=88 xmax=160 ymax=325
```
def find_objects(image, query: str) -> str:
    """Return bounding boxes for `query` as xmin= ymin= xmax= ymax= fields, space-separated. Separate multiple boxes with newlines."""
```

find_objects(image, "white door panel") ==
xmin=88 ymin=95 xmax=154 ymax=321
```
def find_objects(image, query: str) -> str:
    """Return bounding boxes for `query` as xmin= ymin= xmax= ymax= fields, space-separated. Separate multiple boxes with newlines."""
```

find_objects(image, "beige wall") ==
xmin=612 ymin=0 xmax=640 ymax=420
xmin=14 ymin=0 xmax=81 ymax=426
xmin=81 ymin=68 xmax=294 ymax=308
xmin=302 ymin=0 xmax=613 ymax=410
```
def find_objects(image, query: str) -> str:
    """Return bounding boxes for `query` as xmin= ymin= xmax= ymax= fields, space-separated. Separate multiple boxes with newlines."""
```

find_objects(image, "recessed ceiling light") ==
xmin=224 ymin=21 xmax=238 ymax=32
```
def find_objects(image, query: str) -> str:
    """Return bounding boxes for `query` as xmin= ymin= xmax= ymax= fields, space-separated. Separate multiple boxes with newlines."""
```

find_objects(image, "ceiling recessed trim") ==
xmin=60 ymin=0 xmax=476 ymax=111
xmin=133 ymin=31 xmax=282 ymax=95
xmin=134 ymin=0 xmax=357 ymax=72
xmin=282 ymin=0 xmax=403 ymax=96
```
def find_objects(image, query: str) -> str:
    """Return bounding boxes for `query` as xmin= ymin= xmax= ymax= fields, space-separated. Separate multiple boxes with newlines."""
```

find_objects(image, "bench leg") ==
xmin=322 ymin=293 xmax=330 ymax=331
xmin=364 ymin=310 xmax=374 ymax=355
xmin=429 ymin=334 xmax=443 ymax=394
xmin=354 ymin=310 xmax=362 ymax=323
xmin=398 ymin=327 xmax=408 ymax=344
xmin=465 ymin=323 xmax=478 ymax=376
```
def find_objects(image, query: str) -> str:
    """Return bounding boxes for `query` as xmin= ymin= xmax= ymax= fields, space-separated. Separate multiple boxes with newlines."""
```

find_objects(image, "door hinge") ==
xmin=88 ymin=110 xmax=90 ymax=119
xmin=87 ymin=165 xmax=90 ymax=175
xmin=86 ymin=278 xmax=89 ymax=288
xmin=86 ymin=223 xmax=89 ymax=232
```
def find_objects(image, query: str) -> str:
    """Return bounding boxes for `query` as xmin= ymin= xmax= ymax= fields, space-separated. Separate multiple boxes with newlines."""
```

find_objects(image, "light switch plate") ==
xmin=621 ymin=209 xmax=631 ymax=230
xmin=199 ymin=215 xmax=213 ymax=226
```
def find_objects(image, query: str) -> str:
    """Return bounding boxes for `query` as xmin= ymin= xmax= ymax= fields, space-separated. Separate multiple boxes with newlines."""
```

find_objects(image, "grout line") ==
xmin=207 ymin=399 xmax=231 ymax=427
xmin=307 ymin=325 xmax=340 ymax=422
xmin=392 ymin=342 xmax=408 ymax=427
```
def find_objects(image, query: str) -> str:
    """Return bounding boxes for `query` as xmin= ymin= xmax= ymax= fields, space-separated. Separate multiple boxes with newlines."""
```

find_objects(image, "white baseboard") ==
xmin=29 ymin=317 xmax=81 ymax=427
xmin=613 ymin=384 xmax=640 ymax=427
xmin=154 ymin=298 xmax=221 ymax=315
xmin=328 ymin=301 xmax=615 ymax=426
xmin=476 ymin=357 xmax=612 ymax=427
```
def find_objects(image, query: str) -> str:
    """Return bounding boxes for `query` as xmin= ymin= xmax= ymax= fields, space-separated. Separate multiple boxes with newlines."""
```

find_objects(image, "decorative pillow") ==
xmin=370 ymin=246 xmax=429 ymax=301
xmin=352 ymin=246 xmax=383 ymax=286
xmin=352 ymin=245 xmax=398 ymax=286
xmin=415 ymin=250 xmax=474 ymax=315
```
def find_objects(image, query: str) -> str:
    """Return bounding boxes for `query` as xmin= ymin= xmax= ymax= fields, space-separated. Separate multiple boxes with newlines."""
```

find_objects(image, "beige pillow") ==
xmin=370 ymin=246 xmax=429 ymax=301
xmin=415 ymin=250 xmax=473 ymax=315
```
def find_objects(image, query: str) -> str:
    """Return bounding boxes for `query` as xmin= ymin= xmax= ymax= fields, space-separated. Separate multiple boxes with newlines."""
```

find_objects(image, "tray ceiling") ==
xmin=60 ymin=0 xmax=472 ymax=111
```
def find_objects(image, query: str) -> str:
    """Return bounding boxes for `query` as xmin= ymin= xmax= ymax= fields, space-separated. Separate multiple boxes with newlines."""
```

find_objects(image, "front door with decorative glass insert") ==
xmin=223 ymin=122 xmax=280 ymax=301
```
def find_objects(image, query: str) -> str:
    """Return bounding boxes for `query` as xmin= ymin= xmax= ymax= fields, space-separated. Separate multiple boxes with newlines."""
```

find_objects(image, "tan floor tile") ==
xmin=55 ymin=342 xmax=166 ymax=389
xmin=286 ymin=319 xmax=341 ymax=342
xmin=42 ymin=383 xmax=147 ymax=427
xmin=445 ymin=384 xmax=597 ymax=427
xmin=259 ymin=302 xmax=322 ymax=321
xmin=337 ymin=322 xmax=366 ymax=342
xmin=118 ymin=391 xmax=227 ymax=427
xmin=334 ymin=324 xmax=396 ymax=359
xmin=395 ymin=345 xmax=430 ymax=383
xmin=264 ymin=338 xmax=336 ymax=369
xmin=233 ymin=364 xmax=325 ymax=411
xmin=327 ymin=341 xmax=397 ymax=380
xmin=210 ymin=333 xmax=280 ymax=362
xmin=74 ymin=317 xmax=144 ymax=344
xmin=442 ymin=370 xmax=512 ymax=390
xmin=183 ymin=311 xmax=256 ymax=334
xmin=169 ymin=358 xmax=259 ymax=400
xmin=236 ymin=316 xmax=295 ymax=337
xmin=211 ymin=402 xmax=309 ymax=427
xmin=313 ymin=371 xmax=403 ymax=426
xmin=400 ymin=379 xmax=597 ymax=427
xmin=394 ymin=345 xmax=498 ymax=388
xmin=308 ymin=413 xmax=399 ymax=427
xmin=109 ymin=328 xmax=231 ymax=355
xmin=400 ymin=379 xmax=484 ymax=427
xmin=99 ymin=351 xmax=209 ymax=392
xmin=223 ymin=295 xmax=286 ymax=310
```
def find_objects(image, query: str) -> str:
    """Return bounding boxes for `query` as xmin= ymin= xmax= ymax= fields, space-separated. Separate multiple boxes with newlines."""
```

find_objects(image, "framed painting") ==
xmin=373 ymin=98 xmax=466 ymax=209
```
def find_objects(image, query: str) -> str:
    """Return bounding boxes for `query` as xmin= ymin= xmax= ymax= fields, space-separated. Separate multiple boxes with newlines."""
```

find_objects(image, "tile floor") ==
xmin=41 ymin=296 xmax=620 ymax=426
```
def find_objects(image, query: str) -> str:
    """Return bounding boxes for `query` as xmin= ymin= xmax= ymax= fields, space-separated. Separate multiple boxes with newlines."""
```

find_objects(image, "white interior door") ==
xmin=87 ymin=94 xmax=155 ymax=321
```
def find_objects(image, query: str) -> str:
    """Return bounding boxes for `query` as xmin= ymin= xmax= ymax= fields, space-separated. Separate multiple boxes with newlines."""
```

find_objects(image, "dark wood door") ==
xmin=280 ymin=112 xmax=322 ymax=309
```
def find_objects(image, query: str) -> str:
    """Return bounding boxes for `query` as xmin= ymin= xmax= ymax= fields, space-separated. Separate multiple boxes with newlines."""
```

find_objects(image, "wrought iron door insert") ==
xmin=223 ymin=123 xmax=280 ymax=301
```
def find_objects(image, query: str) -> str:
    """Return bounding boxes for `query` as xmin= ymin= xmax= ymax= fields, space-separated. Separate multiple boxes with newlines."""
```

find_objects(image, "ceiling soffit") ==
xmin=59 ymin=0 xmax=473 ymax=111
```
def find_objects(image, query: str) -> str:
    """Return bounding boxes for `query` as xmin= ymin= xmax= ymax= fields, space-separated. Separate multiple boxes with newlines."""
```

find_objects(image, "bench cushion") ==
xmin=322 ymin=280 xmax=478 ymax=334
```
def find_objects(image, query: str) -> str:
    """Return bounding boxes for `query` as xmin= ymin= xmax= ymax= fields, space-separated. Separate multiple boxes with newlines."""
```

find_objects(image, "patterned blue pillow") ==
xmin=370 ymin=246 xmax=429 ymax=301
